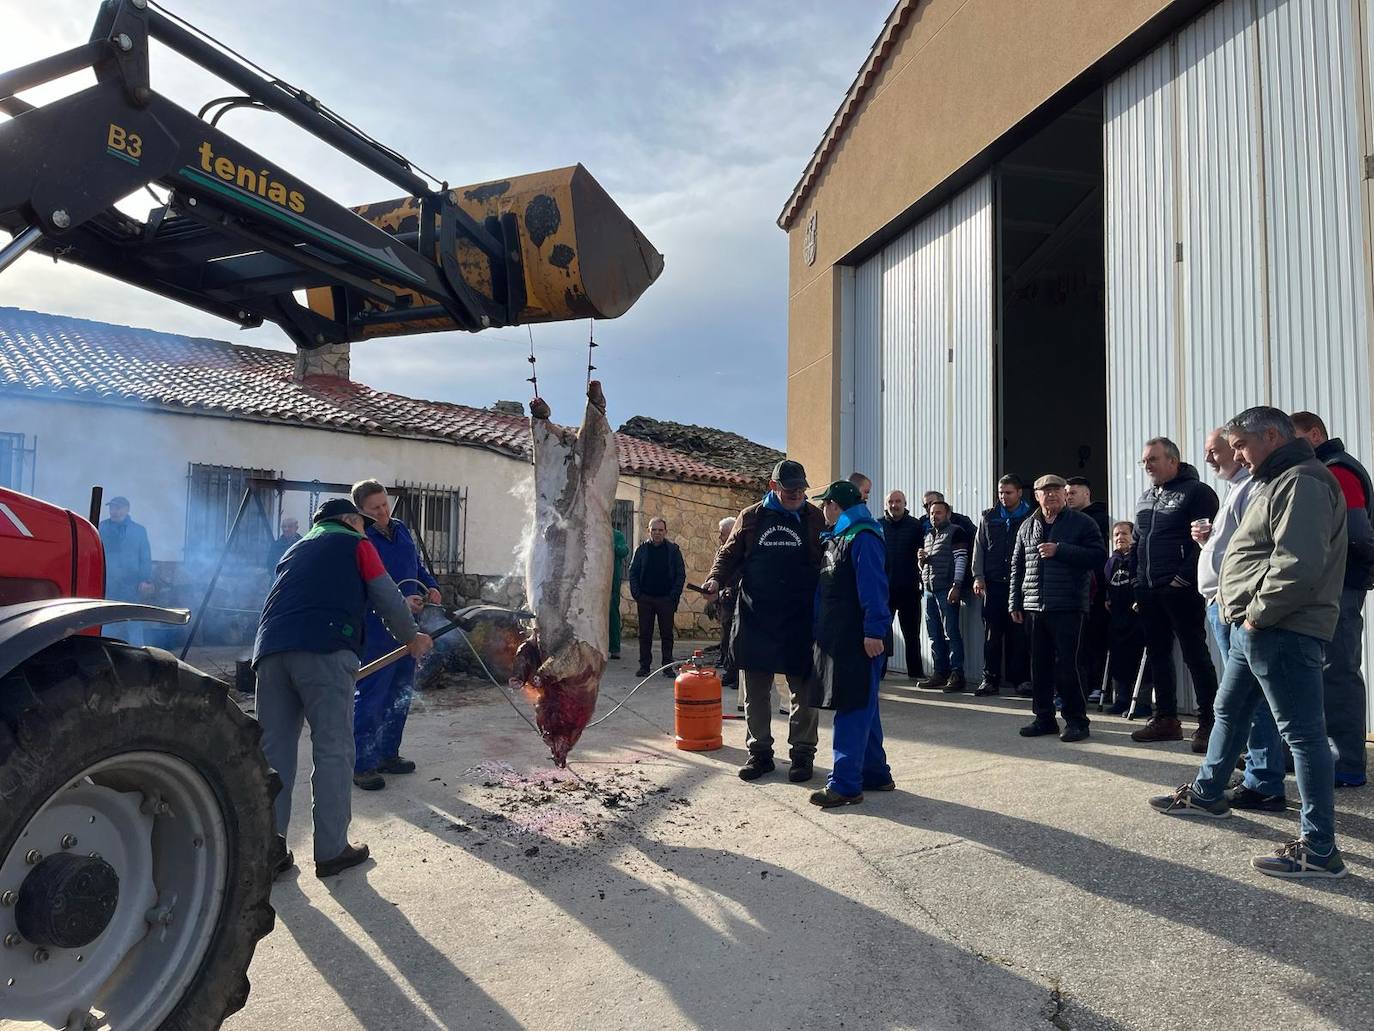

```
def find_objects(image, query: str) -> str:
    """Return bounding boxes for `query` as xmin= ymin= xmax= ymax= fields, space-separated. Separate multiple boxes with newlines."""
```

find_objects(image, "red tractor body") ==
xmin=0 ymin=485 xmax=104 ymax=606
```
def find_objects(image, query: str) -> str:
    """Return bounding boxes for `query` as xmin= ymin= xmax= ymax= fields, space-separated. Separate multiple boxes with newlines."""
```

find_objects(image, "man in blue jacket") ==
xmin=255 ymin=498 xmax=432 ymax=878
xmin=808 ymin=479 xmax=894 ymax=808
xmin=351 ymin=480 xmax=443 ymax=790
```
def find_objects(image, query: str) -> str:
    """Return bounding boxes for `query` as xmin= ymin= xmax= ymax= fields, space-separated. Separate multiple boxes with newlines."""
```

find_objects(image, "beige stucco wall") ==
xmin=784 ymin=0 xmax=1187 ymax=480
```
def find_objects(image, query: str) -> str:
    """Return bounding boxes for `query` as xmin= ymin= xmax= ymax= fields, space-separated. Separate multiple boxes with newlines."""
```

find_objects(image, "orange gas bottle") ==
xmin=674 ymin=651 xmax=723 ymax=751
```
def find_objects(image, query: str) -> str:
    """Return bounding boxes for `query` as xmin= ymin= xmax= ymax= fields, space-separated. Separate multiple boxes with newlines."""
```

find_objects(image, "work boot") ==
xmin=918 ymin=672 xmax=950 ymax=690
xmin=352 ymin=770 xmax=385 ymax=791
xmin=738 ymin=755 xmax=775 ymax=781
xmin=1131 ymin=716 xmax=1183 ymax=743
xmin=941 ymin=671 xmax=966 ymax=694
xmin=1190 ymin=724 xmax=1212 ymax=755
xmin=973 ymin=679 xmax=1000 ymax=697
xmin=379 ymin=755 xmax=416 ymax=775
xmin=809 ymin=787 xmax=863 ymax=809
xmin=316 ymin=843 xmax=371 ymax=878
xmin=1060 ymin=720 xmax=1090 ymax=743
xmin=787 ymin=756 xmax=814 ymax=783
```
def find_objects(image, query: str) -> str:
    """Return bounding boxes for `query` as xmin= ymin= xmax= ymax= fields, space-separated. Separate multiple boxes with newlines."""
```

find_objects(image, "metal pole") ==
xmin=0 ymin=41 xmax=106 ymax=101
xmin=0 ymin=226 xmax=43 ymax=275
xmin=180 ymin=486 xmax=254 ymax=659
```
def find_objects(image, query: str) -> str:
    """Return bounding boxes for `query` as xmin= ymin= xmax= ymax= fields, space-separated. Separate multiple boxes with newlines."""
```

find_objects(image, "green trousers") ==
xmin=609 ymin=577 xmax=623 ymax=654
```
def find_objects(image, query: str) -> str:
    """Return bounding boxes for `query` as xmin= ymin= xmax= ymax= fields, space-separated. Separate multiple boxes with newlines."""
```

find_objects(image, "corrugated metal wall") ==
xmin=1106 ymin=41 xmax=1180 ymax=519
xmin=845 ymin=177 xmax=993 ymax=676
xmin=1177 ymin=0 xmax=1268 ymax=453
xmin=853 ymin=255 xmax=883 ymax=498
xmin=1107 ymin=0 xmax=1374 ymax=725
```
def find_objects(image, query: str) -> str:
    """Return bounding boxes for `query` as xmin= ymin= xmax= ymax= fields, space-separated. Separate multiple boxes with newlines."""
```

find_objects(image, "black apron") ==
xmin=809 ymin=526 xmax=879 ymax=711
xmin=730 ymin=507 xmax=818 ymax=676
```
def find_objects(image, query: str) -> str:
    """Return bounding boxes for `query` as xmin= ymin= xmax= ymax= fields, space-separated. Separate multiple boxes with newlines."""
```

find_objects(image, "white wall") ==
xmin=6 ymin=395 xmax=530 ymax=576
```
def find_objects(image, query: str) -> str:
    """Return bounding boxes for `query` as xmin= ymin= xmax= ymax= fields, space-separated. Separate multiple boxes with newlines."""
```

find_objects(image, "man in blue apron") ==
xmin=350 ymin=480 xmax=442 ymax=790
xmin=704 ymin=460 xmax=826 ymax=784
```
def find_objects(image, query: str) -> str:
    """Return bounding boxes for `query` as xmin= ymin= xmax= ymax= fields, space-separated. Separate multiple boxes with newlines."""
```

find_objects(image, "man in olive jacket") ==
xmin=1150 ymin=407 xmax=1349 ymax=880
xmin=704 ymin=460 xmax=827 ymax=784
xmin=1010 ymin=475 xmax=1107 ymax=743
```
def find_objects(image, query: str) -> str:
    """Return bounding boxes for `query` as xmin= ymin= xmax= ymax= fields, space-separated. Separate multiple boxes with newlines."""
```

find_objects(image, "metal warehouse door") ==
xmin=1107 ymin=0 xmax=1374 ymax=724
xmin=857 ymin=175 xmax=993 ymax=676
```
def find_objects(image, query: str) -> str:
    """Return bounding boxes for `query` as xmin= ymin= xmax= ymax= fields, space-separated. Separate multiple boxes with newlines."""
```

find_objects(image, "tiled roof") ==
xmin=778 ymin=0 xmax=919 ymax=230
xmin=618 ymin=415 xmax=780 ymax=483
xmin=0 ymin=307 xmax=753 ymax=487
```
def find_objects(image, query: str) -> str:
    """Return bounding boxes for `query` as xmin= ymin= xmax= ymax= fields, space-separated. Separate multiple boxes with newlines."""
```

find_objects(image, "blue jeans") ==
xmin=1193 ymin=625 xmax=1336 ymax=853
xmin=924 ymin=590 xmax=963 ymax=674
xmin=829 ymin=657 xmax=891 ymax=796
xmin=1207 ymin=603 xmax=1286 ymax=796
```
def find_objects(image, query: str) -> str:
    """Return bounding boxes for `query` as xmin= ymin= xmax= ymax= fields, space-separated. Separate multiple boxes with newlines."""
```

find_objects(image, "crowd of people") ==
xmin=701 ymin=406 xmax=1370 ymax=881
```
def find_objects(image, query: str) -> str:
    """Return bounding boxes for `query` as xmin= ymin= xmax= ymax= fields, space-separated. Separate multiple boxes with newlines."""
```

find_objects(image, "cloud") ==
xmin=1 ymin=0 xmax=890 ymax=449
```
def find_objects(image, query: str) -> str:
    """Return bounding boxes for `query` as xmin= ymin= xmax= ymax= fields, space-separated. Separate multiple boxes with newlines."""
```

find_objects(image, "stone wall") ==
xmin=619 ymin=477 xmax=760 ymax=638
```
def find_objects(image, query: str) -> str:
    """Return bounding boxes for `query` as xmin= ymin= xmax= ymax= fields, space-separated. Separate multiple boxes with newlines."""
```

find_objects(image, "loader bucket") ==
xmin=306 ymin=164 xmax=663 ymax=336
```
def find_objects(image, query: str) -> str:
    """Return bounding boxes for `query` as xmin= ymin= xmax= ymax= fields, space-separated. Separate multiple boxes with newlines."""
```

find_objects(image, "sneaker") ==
xmin=352 ymin=770 xmax=385 ymax=791
xmin=1015 ymin=682 xmax=1034 ymax=697
xmin=378 ymin=755 xmax=416 ymax=775
xmin=1019 ymin=718 xmax=1059 ymax=737
xmin=1131 ymin=716 xmax=1184 ymax=743
xmin=1060 ymin=721 xmax=1090 ymax=743
xmin=738 ymin=755 xmax=775 ymax=781
xmin=1190 ymin=725 xmax=1212 ymax=755
xmin=315 ymin=843 xmax=370 ymax=878
xmin=809 ymin=787 xmax=863 ymax=808
xmin=1225 ymin=784 xmax=1287 ymax=812
xmin=1148 ymin=784 xmax=1230 ymax=818
xmin=1335 ymin=770 xmax=1367 ymax=788
xmin=635 ymin=667 xmax=650 ymax=678
xmin=974 ymin=680 xmax=1000 ymax=697
xmin=918 ymin=672 xmax=950 ymax=690
xmin=942 ymin=672 xmax=967 ymax=694
xmin=787 ymin=761 xmax=814 ymax=784
xmin=1251 ymin=839 xmax=1348 ymax=879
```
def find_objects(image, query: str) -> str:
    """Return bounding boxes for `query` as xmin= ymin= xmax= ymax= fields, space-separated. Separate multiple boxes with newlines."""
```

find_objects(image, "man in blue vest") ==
xmin=254 ymin=498 xmax=432 ymax=879
xmin=808 ymin=479 xmax=893 ymax=808
xmin=351 ymin=479 xmax=443 ymax=791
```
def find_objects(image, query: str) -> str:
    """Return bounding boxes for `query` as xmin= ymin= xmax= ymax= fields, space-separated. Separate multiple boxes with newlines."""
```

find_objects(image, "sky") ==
xmin=1 ymin=0 xmax=891 ymax=449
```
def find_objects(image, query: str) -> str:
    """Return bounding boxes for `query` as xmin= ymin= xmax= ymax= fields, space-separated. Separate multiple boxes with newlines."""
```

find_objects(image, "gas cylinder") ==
xmin=673 ymin=650 xmax=723 ymax=751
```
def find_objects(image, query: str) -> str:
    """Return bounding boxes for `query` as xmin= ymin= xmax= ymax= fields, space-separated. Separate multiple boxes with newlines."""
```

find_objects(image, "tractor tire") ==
xmin=0 ymin=636 xmax=279 ymax=1030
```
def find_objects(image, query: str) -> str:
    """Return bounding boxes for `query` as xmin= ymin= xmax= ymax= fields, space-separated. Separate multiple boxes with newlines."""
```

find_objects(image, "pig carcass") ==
xmin=513 ymin=380 xmax=620 ymax=765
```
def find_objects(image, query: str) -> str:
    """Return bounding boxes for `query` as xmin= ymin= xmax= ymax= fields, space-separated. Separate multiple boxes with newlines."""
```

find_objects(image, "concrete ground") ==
xmin=225 ymin=646 xmax=1374 ymax=1031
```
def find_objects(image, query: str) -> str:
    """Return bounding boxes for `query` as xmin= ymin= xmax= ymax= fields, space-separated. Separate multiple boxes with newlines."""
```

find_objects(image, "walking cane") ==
xmin=1125 ymin=653 xmax=1148 ymax=720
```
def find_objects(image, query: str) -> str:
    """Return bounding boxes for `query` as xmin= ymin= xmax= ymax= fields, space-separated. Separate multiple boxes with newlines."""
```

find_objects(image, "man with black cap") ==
xmin=809 ymin=479 xmax=894 ymax=808
xmin=704 ymin=459 xmax=827 ymax=783
xmin=254 ymin=498 xmax=433 ymax=879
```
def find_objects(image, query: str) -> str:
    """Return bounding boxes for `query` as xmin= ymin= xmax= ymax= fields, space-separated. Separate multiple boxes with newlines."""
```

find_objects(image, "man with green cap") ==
xmin=809 ymin=479 xmax=894 ymax=807
xmin=609 ymin=526 xmax=629 ymax=659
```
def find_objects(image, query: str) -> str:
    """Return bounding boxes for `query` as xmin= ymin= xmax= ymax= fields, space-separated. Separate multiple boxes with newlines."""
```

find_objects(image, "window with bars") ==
xmin=185 ymin=463 xmax=277 ymax=560
xmin=0 ymin=432 xmax=36 ymax=493
xmin=611 ymin=499 xmax=635 ymax=578
xmin=392 ymin=481 xmax=466 ymax=575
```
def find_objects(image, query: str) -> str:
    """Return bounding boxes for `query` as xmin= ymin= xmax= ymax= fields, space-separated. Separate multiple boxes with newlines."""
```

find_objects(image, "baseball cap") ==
xmin=106 ymin=496 xmax=130 ymax=508
xmin=814 ymin=480 xmax=863 ymax=508
xmin=313 ymin=497 xmax=374 ymax=527
xmin=1033 ymin=474 xmax=1067 ymax=490
xmin=770 ymin=459 xmax=809 ymax=490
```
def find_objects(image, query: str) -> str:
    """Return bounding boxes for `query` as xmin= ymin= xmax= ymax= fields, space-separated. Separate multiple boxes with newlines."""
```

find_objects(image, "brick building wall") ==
xmin=619 ymin=476 xmax=761 ymax=638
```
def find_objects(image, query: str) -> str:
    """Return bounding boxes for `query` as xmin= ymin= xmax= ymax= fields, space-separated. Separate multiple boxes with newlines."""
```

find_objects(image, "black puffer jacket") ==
xmin=1010 ymin=508 xmax=1107 ymax=613
xmin=1131 ymin=463 xmax=1219 ymax=589
xmin=879 ymin=512 xmax=924 ymax=593
xmin=973 ymin=504 xmax=1034 ymax=584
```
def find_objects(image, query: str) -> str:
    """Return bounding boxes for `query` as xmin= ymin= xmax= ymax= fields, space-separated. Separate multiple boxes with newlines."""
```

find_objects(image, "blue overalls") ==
xmin=353 ymin=518 xmax=437 ymax=773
